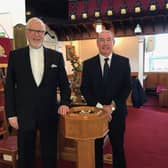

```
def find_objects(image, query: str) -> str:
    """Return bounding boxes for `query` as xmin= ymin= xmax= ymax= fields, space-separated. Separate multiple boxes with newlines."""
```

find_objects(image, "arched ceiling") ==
xmin=26 ymin=0 xmax=168 ymax=41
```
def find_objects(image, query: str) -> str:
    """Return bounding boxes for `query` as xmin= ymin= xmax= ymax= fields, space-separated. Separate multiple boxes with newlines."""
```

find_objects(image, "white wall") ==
xmin=62 ymin=36 xmax=139 ymax=74
xmin=0 ymin=0 xmax=26 ymax=38
xmin=114 ymin=36 xmax=139 ymax=72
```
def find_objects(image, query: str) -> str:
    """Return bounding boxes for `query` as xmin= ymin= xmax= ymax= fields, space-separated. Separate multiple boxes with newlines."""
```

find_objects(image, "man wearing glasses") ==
xmin=5 ymin=17 xmax=71 ymax=168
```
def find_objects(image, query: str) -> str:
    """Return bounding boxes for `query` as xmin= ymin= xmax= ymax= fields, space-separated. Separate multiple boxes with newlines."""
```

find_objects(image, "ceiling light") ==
xmin=120 ymin=8 xmax=127 ymax=15
xmin=96 ymin=23 xmax=102 ymax=33
xmin=94 ymin=20 xmax=103 ymax=33
xmin=82 ymin=12 xmax=88 ymax=19
xmin=149 ymin=4 xmax=156 ymax=11
xmin=70 ymin=14 xmax=76 ymax=20
xmin=165 ymin=2 xmax=168 ymax=9
xmin=135 ymin=6 xmax=141 ymax=13
xmin=26 ymin=11 xmax=31 ymax=16
xmin=107 ymin=9 xmax=113 ymax=16
xmin=134 ymin=0 xmax=143 ymax=14
xmin=134 ymin=24 xmax=142 ymax=34
xmin=94 ymin=11 xmax=100 ymax=18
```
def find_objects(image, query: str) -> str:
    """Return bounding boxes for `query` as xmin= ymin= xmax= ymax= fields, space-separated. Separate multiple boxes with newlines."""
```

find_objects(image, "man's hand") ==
xmin=103 ymin=104 xmax=115 ymax=122
xmin=58 ymin=105 xmax=70 ymax=115
xmin=8 ymin=116 xmax=19 ymax=130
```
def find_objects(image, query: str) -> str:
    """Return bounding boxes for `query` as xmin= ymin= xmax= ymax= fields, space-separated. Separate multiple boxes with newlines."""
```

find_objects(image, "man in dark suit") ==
xmin=80 ymin=30 xmax=131 ymax=168
xmin=5 ymin=17 xmax=71 ymax=168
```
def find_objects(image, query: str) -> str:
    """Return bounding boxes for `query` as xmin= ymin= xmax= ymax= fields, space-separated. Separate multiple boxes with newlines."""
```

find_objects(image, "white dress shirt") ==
xmin=29 ymin=47 xmax=44 ymax=86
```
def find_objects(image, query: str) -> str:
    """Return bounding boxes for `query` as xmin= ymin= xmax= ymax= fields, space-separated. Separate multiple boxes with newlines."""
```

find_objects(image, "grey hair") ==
xmin=97 ymin=30 xmax=115 ymax=41
xmin=26 ymin=17 xmax=46 ymax=31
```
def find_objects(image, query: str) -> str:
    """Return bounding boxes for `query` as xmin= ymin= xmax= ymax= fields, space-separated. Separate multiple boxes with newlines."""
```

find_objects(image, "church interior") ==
xmin=0 ymin=0 xmax=168 ymax=168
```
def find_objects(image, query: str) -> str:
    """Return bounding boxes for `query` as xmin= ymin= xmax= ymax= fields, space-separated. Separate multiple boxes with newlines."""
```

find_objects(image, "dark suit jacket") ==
xmin=131 ymin=77 xmax=146 ymax=108
xmin=80 ymin=53 xmax=131 ymax=117
xmin=5 ymin=46 xmax=71 ymax=130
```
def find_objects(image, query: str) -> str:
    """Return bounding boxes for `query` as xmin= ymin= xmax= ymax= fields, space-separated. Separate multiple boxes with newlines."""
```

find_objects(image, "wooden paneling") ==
xmin=159 ymin=89 xmax=168 ymax=107
xmin=144 ymin=72 xmax=168 ymax=89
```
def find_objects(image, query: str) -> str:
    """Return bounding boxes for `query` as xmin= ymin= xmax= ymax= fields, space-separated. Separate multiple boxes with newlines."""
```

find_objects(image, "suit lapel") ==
xmin=95 ymin=55 xmax=103 ymax=84
xmin=108 ymin=54 xmax=118 ymax=87
xmin=24 ymin=47 xmax=37 ymax=87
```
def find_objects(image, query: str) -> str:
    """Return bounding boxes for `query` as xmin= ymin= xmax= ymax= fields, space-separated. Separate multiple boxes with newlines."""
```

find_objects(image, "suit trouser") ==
xmin=17 ymin=120 xmax=57 ymax=168
xmin=95 ymin=114 xmax=126 ymax=168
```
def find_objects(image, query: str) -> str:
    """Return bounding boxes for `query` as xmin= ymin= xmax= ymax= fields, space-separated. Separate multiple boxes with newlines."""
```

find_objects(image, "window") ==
xmin=145 ymin=34 xmax=168 ymax=72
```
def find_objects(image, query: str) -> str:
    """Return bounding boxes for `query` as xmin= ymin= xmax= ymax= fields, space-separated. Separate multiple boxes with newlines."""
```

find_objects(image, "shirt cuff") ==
xmin=111 ymin=100 xmax=116 ymax=111
xmin=96 ymin=102 xmax=103 ymax=109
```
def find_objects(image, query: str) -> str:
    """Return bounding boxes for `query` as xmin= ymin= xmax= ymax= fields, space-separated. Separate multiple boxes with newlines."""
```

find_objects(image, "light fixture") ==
xmin=148 ymin=0 xmax=157 ymax=12
xmin=106 ymin=0 xmax=113 ymax=16
xmin=121 ymin=8 xmax=127 ymax=14
xmin=134 ymin=0 xmax=142 ymax=13
xmin=95 ymin=20 xmax=103 ymax=33
xmin=134 ymin=24 xmax=142 ymax=34
xmin=26 ymin=11 xmax=31 ymax=16
xmin=135 ymin=6 xmax=141 ymax=13
xmin=120 ymin=0 xmax=128 ymax=15
xmin=107 ymin=9 xmax=113 ymax=16
xmin=69 ymin=1 xmax=77 ymax=21
xmin=150 ymin=4 xmax=156 ymax=11
xmin=96 ymin=23 xmax=102 ymax=33
xmin=70 ymin=14 xmax=76 ymax=20
xmin=82 ymin=0 xmax=89 ymax=19
xmin=165 ymin=0 xmax=168 ymax=9
xmin=94 ymin=0 xmax=101 ymax=18
xmin=166 ymin=3 xmax=168 ymax=9
xmin=94 ymin=10 xmax=101 ymax=18
xmin=82 ymin=12 xmax=88 ymax=19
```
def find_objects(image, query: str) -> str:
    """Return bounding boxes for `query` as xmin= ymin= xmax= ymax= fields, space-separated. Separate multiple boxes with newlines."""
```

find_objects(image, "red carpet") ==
xmin=104 ymin=105 xmax=168 ymax=168
xmin=143 ymin=95 xmax=159 ymax=106
xmin=141 ymin=95 xmax=168 ymax=113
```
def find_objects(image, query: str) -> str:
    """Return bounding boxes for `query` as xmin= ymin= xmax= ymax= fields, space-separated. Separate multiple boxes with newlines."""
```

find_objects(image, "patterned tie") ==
xmin=103 ymin=58 xmax=110 ymax=84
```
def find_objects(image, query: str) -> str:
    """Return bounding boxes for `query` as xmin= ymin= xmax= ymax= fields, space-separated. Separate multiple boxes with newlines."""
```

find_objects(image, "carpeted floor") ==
xmin=143 ymin=95 xmax=159 ymax=106
xmin=141 ymin=95 xmax=168 ymax=113
xmin=104 ymin=104 xmax=168 ymax=168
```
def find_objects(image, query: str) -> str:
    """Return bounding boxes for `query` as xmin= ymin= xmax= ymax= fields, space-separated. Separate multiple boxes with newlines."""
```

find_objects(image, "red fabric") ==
xmin=156 ymin=84 xmax=166 ymax=93
xmin=0 ymin=136 xmax=17 ymax=151
xmin=0 ymin=37 xmax=11 ymax=64
xmin=0 ymin=112 xmax=3 ymax=121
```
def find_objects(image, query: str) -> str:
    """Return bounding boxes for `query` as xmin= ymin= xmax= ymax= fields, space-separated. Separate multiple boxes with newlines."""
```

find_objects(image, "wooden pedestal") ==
xmin=59 ymin=106 xmax=108 ymax=168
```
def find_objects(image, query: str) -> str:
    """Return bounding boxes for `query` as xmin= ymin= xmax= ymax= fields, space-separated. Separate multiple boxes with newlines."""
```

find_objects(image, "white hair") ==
xmin=26 ymin=17 xmax=46 ymax=31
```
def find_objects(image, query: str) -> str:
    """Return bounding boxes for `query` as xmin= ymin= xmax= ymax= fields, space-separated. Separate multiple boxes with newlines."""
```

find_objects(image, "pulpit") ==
xmin=60 ymin=106 xmax=108 ymax=168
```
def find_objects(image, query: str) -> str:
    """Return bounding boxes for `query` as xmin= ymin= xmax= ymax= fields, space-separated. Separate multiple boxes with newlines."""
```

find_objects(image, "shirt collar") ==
xmin=29 ymin=46 xmax=43 ymax=53
xmin=99 ymin=53 xmax=113 ymax=63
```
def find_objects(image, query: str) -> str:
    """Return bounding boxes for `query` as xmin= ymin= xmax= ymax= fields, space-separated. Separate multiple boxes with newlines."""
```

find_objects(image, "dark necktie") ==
xmin=103 ymin=58 xmax=110 ymax=84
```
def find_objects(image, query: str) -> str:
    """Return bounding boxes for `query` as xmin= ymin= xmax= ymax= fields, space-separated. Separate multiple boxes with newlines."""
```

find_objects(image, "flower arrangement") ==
xmin=66 ymin=45 xmax=82 ymax=85
xmin=66 ymin=45 xmax=82 ymax=73
xmin=66 ymin=45 xmax=84 ymax=103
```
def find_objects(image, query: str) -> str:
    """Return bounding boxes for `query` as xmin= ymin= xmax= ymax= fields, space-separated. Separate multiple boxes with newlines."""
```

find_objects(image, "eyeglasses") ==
xmin=26 ymin=28 xmax=46 ymax=35
xmin=98 ymin=38 xmax=113 ymax=43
